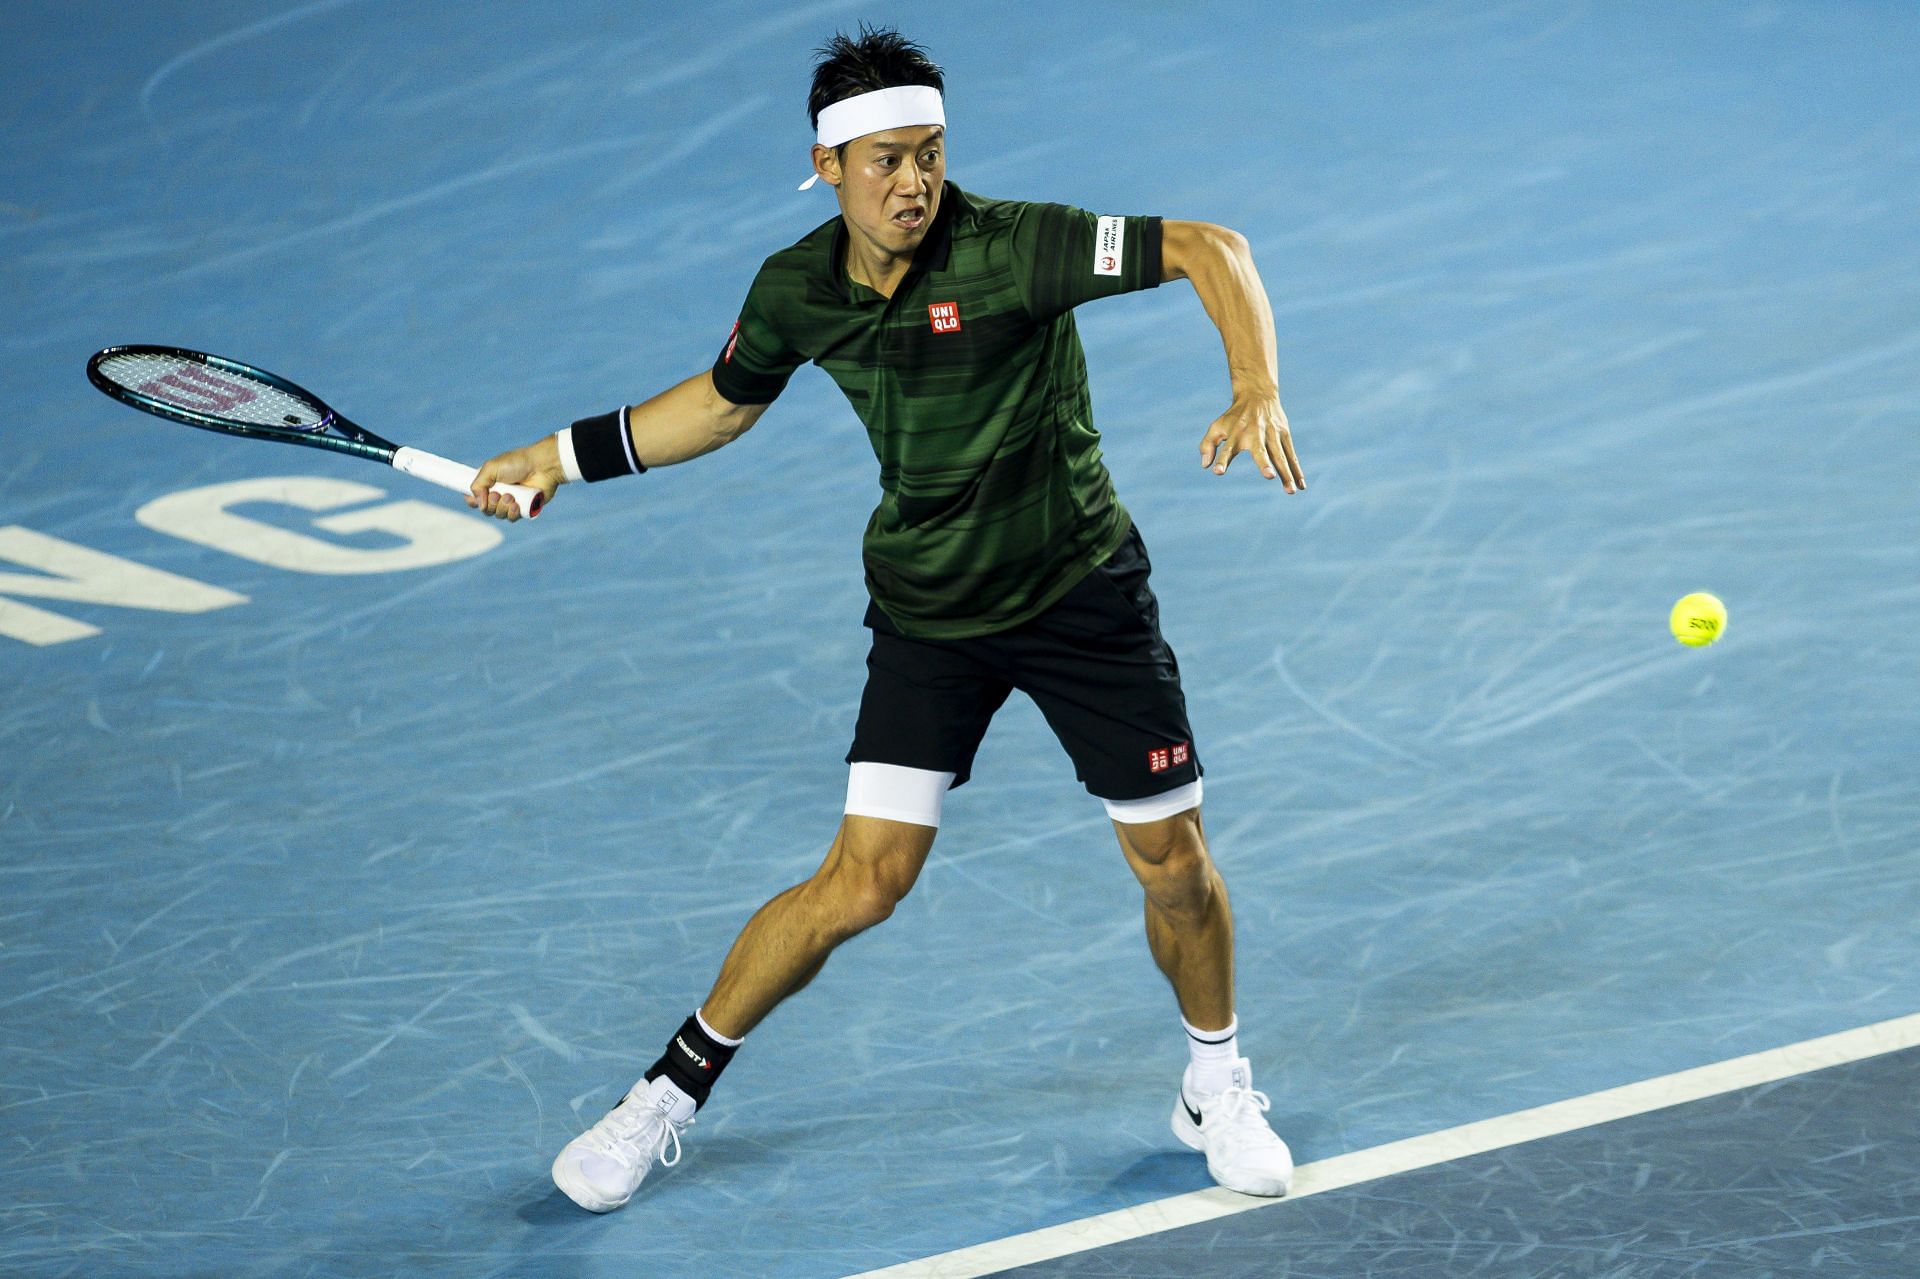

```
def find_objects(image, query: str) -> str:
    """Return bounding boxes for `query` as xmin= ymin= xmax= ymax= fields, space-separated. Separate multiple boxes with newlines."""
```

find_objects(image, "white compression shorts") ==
xmin=1101 ymin=779 xmax=1203 ymax=825
xmin=845 ymin=764 xmax=1202 ymax=829
xmin=844 ymin=762 xmax=956 ymax=828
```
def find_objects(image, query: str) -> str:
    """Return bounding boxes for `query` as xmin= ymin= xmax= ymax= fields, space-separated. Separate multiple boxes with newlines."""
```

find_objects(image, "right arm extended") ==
xmin=467 ymin=369 xmax=769 ymax=520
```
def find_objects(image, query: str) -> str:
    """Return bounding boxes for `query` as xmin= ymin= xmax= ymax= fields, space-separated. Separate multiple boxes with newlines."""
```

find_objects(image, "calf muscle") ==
xmin=1116 ymin=809 xmax=1236 ymax=1031
xmin=700 ymin=816 xmax=936 ymax=1039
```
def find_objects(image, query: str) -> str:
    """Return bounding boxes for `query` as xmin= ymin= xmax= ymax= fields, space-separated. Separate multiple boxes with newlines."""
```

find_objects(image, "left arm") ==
xmin=1160 ymin=220 xmax=1304 ymax=491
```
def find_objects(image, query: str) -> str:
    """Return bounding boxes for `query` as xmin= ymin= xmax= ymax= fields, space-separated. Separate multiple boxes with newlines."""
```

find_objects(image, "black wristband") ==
xmin=569 ymin=408 xmax=646 ymax=482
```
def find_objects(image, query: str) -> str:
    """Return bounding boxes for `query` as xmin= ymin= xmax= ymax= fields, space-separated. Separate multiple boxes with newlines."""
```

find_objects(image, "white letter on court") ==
xmin=135 ymin=477 xmax=502 ymax=575
xmin=0 ymin=526 xmax=249 ymax=647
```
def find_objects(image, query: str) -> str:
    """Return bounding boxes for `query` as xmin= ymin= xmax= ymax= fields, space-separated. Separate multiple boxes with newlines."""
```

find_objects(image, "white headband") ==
xmin=798 ymin=85 xmax=945 ymax=190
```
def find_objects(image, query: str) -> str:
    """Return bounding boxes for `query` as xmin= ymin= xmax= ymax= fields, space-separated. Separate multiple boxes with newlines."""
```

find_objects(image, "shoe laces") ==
xmin=1206 ymin=1085 xmax=1276 ymax=1145
xmin=592 ymin=1097 xmax=687 ymax=1170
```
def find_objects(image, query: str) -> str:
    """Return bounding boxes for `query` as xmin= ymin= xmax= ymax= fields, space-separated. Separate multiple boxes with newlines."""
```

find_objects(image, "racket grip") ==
xmin=392 ymin=446 xmax=545 ymax=518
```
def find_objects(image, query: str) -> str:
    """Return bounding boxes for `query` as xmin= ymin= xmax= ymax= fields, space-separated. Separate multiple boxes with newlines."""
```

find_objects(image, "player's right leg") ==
xmin=702 ymin=806 xmax=940 ymax=1036
xmin=553 ymin=607 xmax=1009 ymax=1213
xmin=551 ymin=809 xmax=938 ymax=1212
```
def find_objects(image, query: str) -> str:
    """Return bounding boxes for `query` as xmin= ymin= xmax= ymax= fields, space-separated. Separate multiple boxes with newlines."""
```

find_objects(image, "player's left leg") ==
xmin=1111 ymin=804 xmax=1232 ymax=1030
xmin=1005 ymin=523 xmax=1291 ymax=1195
xmin=1109 ymin=800 xmax=1290 ymax=1196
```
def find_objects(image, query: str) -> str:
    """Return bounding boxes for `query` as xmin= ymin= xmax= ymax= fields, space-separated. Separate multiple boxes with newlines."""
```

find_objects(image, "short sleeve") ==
xmin=710 ymin=260 xmax=805 ymax=406
xmin=1008 ymin=204 xmax=1163 ymax=323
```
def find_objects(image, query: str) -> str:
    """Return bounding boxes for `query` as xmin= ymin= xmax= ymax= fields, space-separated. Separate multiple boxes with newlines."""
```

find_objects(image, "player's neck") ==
xmin=842 ymin=229 xmax=914 ymax=299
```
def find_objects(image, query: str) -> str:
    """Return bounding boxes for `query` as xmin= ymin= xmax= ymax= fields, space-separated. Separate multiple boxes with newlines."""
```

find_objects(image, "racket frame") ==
xmin=86 ymin=345 xmax=400 ymax=464
xmin=86 ymin=345 xmax=543 ymax=516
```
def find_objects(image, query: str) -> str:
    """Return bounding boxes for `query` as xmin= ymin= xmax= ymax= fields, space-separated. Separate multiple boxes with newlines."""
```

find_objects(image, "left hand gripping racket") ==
xmin=86 ymin=345 xmax=544 ymax=518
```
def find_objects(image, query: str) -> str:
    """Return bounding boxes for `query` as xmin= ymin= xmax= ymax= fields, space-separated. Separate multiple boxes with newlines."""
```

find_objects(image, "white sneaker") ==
xmin=551 ymin=1080 xmax=692 ymax=1212
xmin=1170 ymin=1057 xmax=1293 ymax=1196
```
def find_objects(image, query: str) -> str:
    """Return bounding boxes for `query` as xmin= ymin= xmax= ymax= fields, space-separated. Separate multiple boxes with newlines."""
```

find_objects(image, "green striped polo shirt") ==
xmin=711 ymin=182 xmax=1163 ymax=639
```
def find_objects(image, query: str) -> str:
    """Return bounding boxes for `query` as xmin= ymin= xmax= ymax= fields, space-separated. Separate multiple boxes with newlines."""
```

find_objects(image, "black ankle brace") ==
xmin=642 ymin=1014 xmax=739 ymax=1108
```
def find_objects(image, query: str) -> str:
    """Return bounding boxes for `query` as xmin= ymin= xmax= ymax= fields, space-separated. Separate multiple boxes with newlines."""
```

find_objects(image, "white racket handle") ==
xmin=392 ymin=446 xmax=544 ymax=518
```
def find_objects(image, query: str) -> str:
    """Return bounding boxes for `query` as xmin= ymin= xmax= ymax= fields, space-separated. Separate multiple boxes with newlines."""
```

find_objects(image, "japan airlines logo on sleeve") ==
xmin=723 ymin=319 xmax=741 ymax=363
xmin=928 ymin=301 xmax=962 ymax=333
xmin=1094 ymin=215 xmax=1125 ymax=276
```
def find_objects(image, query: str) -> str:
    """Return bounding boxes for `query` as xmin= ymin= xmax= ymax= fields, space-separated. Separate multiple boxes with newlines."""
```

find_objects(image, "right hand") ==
xmin=469 ymin=437 xmax=565 ymax=522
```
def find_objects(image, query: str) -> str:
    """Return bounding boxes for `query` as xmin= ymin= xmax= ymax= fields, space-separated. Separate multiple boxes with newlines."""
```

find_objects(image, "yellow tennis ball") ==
xmin=1669 ymin=592 xmax=1727 ymax=647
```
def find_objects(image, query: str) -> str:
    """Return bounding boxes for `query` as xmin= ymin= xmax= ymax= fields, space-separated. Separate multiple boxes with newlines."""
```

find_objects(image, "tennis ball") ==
xmin=1669 ymin=592 xmax=1726 ymax=647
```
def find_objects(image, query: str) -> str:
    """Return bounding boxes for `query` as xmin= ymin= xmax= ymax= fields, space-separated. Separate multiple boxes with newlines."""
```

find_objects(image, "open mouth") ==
xmin=892 ymin=207 xmax=926 ymax=231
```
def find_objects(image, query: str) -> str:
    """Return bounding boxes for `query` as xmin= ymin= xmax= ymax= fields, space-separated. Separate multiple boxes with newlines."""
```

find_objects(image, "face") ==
xmin=816 ymin=125 xmax=945 ymax=261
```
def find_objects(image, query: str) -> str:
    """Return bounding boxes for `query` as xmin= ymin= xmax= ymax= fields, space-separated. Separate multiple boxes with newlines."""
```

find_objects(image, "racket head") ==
xmin=87 ymin=346 xmax=343 ymax=443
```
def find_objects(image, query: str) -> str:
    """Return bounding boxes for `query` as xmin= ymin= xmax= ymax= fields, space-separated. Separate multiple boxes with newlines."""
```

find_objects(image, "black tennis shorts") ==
xmin=847 ymin=524 xmax=1202 ymax=801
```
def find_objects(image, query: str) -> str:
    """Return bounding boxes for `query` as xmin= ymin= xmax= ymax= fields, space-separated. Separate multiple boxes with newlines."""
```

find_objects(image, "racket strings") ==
xmin=94 ymin=351 xmax=327 ymax=430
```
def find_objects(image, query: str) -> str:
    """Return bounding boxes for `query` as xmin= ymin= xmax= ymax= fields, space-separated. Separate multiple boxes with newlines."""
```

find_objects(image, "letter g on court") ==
xmin=135 ymin=476 xmax=502 ymax=575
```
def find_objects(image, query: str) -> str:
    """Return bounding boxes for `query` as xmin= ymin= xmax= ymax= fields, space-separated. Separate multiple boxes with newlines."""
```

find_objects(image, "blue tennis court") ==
xmin=4 ymin=2 xmax=1917 ymax=1276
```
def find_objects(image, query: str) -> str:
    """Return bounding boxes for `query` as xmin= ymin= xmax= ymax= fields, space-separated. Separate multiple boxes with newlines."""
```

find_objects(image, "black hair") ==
xmin=807 ymin=25 xmax=944 ymax=132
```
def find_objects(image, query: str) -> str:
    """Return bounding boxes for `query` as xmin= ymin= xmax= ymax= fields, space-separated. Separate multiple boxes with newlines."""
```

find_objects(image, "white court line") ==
xmin=845 ymin=1010 xmax=1920 ymax=1279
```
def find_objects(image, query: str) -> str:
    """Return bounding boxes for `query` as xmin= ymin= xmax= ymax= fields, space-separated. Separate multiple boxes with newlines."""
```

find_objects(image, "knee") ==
xmin=813 ymin=822 xmax=930 ymax=937
xmin=831 ymin=868 xmax=911 ymax=935
xmin=1149 ymin=852 xmax=1219 ymax=921
xmin=1120 ymin=813 xmax=1218 ymax=917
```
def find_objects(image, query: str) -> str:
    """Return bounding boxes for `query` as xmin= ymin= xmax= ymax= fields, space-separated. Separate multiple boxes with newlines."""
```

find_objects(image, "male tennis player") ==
xmin=471 ymin=28 xmax=1304 ymax=1213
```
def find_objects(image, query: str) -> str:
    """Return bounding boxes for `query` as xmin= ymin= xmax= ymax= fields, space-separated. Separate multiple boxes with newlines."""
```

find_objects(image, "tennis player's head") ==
xmin=805 ymin=26 xmax=946 ymax=257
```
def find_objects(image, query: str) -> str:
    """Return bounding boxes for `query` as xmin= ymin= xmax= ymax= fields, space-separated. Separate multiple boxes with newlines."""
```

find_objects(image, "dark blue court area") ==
xmin=4 ymin=2 xmax=1918 ymax=1277
xmin=993 ymin=1045 xmax=1920 ymax=1278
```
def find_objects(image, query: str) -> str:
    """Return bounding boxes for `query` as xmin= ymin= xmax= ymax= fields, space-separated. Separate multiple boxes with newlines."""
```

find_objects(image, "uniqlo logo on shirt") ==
xmin=723 ymin=319 xmax=740 ymax=363
xmin=928 ymin=301 xmax=961 ymax=333
xmin=1148 ymin=741 xmax=1191 ymax=774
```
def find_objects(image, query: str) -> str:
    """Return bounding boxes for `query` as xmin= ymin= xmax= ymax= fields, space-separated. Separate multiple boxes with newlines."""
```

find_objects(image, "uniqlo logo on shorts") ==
xmin=928 ymin=301 xmax=961 ymax=333
xmin=1148 ymin=741 xmax=1191 ymax=774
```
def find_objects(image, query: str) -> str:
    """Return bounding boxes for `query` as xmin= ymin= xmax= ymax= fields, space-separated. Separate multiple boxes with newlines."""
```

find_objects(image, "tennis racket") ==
xmin=86 ymin=345 xmax=544 ymax=518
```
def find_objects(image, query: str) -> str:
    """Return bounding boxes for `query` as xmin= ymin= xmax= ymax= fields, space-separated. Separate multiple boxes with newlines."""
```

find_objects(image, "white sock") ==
xmin=1184 ymin=1015 xmax=1240 ymax=1095
xmin=695 ymin=1008 xmax=745 ymax=1047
